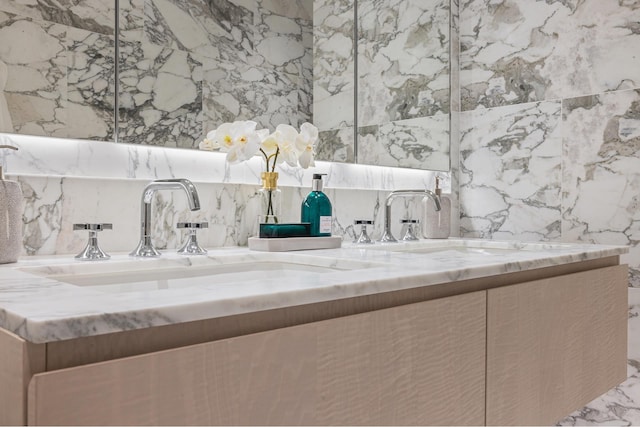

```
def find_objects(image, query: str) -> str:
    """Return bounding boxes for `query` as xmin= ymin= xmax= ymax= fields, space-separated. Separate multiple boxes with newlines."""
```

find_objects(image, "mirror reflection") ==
xmin=0 ymin=1 xmax=116 ymax=140
xmin=0 ymin=0 xmax=450 ymax=171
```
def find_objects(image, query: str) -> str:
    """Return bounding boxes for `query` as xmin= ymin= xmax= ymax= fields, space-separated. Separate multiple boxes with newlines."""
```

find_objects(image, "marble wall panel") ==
xmin=142 ymin=0 xmax=253 ymax=61
xmin=1 ymin=132 xmax=451 ymax=257
xmin=0 ymin=0 xmax=115 ymax=35
xmin=317 ymin=128 xmax=355 ymax=164
xmin=118 ymin=0 xmax=313 ymax=146
xmin=459 ymin=0 xmax=640 ymax=111
xmin=202 ymin=58 xmax=302 ymax=132
xmin=13 ymin=174 xmax=424 ymax=257
xmin=0 ymin=12 xmax=67 ymax=137
xmin=118 ymin=41 xmax=203 ymax=148
xmin=0 ymin=10 xmax=116 ymax=140
xmin=66 ymin=27 xmax=115 ymax=140
xmin=562 ymin=89 xmax=640 ymax=287
xmin=459 ymin=101 xmax=562 ymax=241
xmin=312 ymin=0 xmax=355 ymax=163
xmin=358 ymin=115 xmax=450 ymax=170
xmin=357 ymin=0 xmax=450 ymax=127
xmin=312 ymin=0 xmax=354 ymax=130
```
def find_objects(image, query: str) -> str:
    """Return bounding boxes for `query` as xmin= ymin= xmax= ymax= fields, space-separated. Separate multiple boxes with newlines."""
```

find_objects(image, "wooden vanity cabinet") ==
xmin=0 ymin=259 xmax=629 ymax=426
xmin=26 ymin=291 xmax=487 ymax=426
xmin=485 ymin=264 xmax=628 ymax=426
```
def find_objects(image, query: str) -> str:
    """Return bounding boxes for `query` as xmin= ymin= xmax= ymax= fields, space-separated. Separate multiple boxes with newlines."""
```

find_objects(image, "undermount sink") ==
xmin=19 ymin=254 xmax=375 ymax=294
xmin=359 ymin=240 xmax=551 ymax=255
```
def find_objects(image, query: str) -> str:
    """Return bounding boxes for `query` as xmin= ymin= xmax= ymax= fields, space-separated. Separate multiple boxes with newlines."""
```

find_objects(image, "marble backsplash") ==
xmin=1 ymin=132 xmax=452 ymax=257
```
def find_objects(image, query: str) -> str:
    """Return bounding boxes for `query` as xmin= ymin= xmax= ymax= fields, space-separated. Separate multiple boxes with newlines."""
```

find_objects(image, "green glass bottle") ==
xmin=301 ymin=174 xmax=332 ymax=237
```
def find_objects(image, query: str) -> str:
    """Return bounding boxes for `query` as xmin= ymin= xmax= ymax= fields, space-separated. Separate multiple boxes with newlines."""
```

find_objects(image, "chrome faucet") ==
xmin=130 ymin=179 xmax=201 ymax=257
xmin=380 ymin=190 xmax=441 ymax=243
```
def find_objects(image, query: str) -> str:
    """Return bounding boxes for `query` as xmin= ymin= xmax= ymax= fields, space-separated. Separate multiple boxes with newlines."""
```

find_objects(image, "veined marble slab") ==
xmin=460 ymin=0 xmax=640 ymax=111
xmin=562 ymin=89 xmax=640 ymax=287
xmin=0 ymin=239 xmax=626 ymax=343
xmin=459 ymin=101 xmax=562 ymax=241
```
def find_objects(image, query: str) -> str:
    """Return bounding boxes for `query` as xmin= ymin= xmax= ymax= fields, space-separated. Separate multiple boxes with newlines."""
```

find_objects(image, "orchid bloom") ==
xmin=200 ymin=121 xmax=320 ymax=171
xmin=264 ymin=124 xmax=300 ymax=168
xmin=204 ymin=121 xmax=264 ymax=164
xmin=198 ymin=137 xmax=219 ymax=151
xmin=296 ymin=122 xmax=318 ymax=169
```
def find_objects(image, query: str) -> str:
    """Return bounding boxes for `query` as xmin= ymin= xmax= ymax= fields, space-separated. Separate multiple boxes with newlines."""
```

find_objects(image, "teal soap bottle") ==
xmin=301 ymin=174 xmax=332 ymax=237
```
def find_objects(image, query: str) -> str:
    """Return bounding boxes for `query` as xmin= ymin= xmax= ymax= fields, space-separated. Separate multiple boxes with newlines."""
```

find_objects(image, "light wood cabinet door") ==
xmin=28 ymin=291 xmax=486 ymax=426
xmin=486 ymin=265 xmax=628 ymax=426
xmin=0 ymin=329 xmax=45 ymax=426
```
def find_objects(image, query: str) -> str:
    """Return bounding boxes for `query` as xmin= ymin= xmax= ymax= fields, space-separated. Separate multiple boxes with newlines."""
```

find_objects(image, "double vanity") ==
xmin=0 ymin=238 xmax=629 ymax=426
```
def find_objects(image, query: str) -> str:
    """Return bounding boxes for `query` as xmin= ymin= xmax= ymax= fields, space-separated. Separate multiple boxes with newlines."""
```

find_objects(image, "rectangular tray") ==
xmin=248 ymin=236 xmax=342 ymax=252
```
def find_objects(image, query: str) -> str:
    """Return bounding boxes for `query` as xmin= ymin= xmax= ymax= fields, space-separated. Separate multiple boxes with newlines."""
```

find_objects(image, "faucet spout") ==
xmin=380 ymin=189 xmax=441 ymax=243
xmin=131 ymin=179 xmax=201 ymax=257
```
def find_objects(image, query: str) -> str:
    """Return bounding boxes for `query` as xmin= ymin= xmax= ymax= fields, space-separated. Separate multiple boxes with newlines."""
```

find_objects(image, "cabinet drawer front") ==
xmin=486 ymin=265 xmax=628 ymax=426
xmin=28 ymin=291 xmax=486 ymax=426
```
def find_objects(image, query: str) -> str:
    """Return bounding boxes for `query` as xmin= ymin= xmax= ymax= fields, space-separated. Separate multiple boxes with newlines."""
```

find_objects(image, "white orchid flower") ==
xmin=206 ymin=120 xmax=263 ymax=164
xmin=296 ymin=122 xmax=318 ymax=169
xmin=260 ymin=132 xmax=280 ymax=157
xmin=201 ymin=121 xmax=318 ymax=172
xmin=198 ymin=137 xmax=219 ymax=151
xmin=267 ymin=124 xmax=300 ymax=167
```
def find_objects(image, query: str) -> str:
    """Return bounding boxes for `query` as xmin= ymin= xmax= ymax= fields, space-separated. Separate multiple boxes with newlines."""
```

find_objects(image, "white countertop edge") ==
xmin=0 ymin=239 xmax=629 ymax=344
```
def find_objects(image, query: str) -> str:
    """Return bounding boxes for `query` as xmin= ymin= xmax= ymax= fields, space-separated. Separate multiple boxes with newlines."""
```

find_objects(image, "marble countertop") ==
xmin=0 ymin=238 xmax=628 ymax=344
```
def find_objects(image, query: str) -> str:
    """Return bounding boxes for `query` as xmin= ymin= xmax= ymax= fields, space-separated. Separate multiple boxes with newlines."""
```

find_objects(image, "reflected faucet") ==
xmin=380 ymin=190 xmax=441 ymax=243
xmin=130 ymin=179 xmax=201 ymax=257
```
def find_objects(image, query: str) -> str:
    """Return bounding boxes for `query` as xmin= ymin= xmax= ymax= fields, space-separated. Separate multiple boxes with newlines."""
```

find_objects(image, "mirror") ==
xmin=0 ymin=1 xmax=117 ymax=140
xmin=316 ymin=0 xmax=451 ymax=171
xmin=0 ymin=0 xmax=450 ymax=171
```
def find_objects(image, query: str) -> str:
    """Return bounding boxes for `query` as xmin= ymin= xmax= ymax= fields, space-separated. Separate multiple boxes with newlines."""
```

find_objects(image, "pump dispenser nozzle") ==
xmin=312 ymin=173 xmax=326 ymax=192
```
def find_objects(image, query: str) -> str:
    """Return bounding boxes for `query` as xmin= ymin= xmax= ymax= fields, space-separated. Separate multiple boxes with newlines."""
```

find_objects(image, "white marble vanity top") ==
xmin=0 ymin=238 xmax=627 ymax=344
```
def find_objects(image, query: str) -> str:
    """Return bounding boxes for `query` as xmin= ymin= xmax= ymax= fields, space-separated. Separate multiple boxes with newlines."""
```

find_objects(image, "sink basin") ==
xmin=19 ymin=254 xmax=375 ymax=294
xmin=358 ymin=240 xmax=551 ymax=255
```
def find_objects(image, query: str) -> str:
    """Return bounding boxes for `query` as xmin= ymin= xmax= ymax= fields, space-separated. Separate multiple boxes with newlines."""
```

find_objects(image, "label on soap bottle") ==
xmin=319 ymin=216 xmax=332 ymax=234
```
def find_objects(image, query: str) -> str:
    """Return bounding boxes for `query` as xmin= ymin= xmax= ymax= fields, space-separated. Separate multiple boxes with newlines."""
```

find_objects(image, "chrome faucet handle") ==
xmin=353 ymin=220 xmax=374 ymax=244
xmin=400 ymin=219 xmax=420 ymax=241
xmin=73 ymin=223 xmax=112 ymax=261
xmin=381 ymin=189 xmax=441 ymax=243
xmin=177 ymin=222 xmax=208 ymax=255
xmin=131 ymin=178 xmax=201 ymax=258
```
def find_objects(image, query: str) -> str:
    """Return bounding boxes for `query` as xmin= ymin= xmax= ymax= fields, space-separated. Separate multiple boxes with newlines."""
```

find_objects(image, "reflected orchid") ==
xmin=200 ymin=120 xmax=319 ymax=171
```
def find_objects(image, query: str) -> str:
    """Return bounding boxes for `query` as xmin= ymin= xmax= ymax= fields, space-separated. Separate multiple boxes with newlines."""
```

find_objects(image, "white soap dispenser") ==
xmin=423 ymin=176 xmax=451 ymax=239
xmin=0 ymin=145 xmax=23 ymax=263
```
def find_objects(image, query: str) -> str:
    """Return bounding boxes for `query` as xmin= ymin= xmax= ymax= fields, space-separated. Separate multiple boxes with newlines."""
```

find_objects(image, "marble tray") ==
xmin=248 ymin=236 xmax=342 ymax=252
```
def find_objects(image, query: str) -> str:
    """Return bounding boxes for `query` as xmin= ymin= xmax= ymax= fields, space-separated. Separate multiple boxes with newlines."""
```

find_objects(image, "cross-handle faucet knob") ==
xmin=400 ymin=219 xmax=420 ymax=241
xmin=73 ymin=223 xmax=112 ymax=261
xmin=353 ymin=220 xmax=374 ymax=244
xmin=177 ymin=222 xmax=208 ymax=255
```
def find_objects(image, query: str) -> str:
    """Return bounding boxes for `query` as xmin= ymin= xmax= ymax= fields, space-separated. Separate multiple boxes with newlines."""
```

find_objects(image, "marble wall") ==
xmin=313 ymin=0 xmax=356 ymax=163
xmin=457 ymin=0 xmax=640 ymax=285
xmin=1 ymin=132 xmax=448 ymax=257
xmin=0 ymin=0 xmax=313 ymax=146
xmin=0 ymin=1 xmax=116 ymax=140
xmin=315 ymin=0 xmax=451 ymax=171
xmin=356 ymin=0 xmax=450 ymax=170
xmin=119 ymin=0 xmax=312 ymax=149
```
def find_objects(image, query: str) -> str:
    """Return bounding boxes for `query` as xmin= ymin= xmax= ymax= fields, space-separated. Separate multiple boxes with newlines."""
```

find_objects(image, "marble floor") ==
xmin=556 ymin=288 xmax=640 ymax=426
